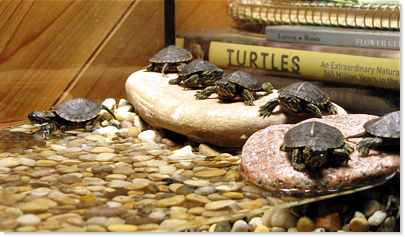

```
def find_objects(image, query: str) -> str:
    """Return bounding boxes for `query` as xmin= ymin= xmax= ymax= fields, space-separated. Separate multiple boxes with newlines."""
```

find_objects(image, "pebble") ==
xmin=350 ymin=217 xmax=369 ymax=232
xmin=21 ymin=198 xmax=58 ymax=213
xmin=204 ymin=200 xmax=236 ymax=210
xmin=92 ymin=126 xmax=119 ymax=136
xmin=214 ymin=221 xmax=231 ymax=232
xmin=138 ymin=130 xmax=162 ymax=142
xmin=17 ymin=214 xmax=41 ymax=226
xmin=184 ymin=179 xmax=210 ymax=187
xmin=377 ymin=216 xmax=396 ymax=232
xmin=231 ymin=220 xmax=249 ymax=232
xmin=297 ymin=216 xmax=316 ymax=232
xmin=0 ymin=157 xmax=21 ymax=167
xmin=268 ymin=208 xmax=297 ymax=229
xmin=107 ymin=224 xmax=138 ymax=232
xmin=194 ymin=169 xmax=226 ymax=178
xmin=315 ymin=212 xmax=340 ymax=232
xmin=86 ymin=224 xmax=107 ymax=232
xmin=368 ymin=210 xmax=387 ymax=226
xmin=248 ymin=217 xmax=263 ymax=231
xmin=157 ymin=195 xmax=186 ymax=207
xmin=198 ymin=144 xmax=221 ymax=157
xmin=362 ymin=200 xmax=381 ymax=217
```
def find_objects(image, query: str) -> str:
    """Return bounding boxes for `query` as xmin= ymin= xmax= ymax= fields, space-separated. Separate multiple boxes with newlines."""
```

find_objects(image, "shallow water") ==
xmin=0 ymin=123 xmax=399 ymax=232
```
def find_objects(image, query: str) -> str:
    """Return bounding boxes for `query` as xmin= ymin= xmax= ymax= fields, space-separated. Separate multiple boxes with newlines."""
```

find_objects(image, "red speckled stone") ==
xmin=240 ymin=114 xmax=400 ymax=196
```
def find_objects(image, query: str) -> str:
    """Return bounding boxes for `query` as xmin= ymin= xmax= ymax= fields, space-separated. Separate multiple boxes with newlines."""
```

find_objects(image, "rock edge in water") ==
xmin=240 ymin=114 xmax=400 ymax=196
xmin=125 ymin=70 xmax=347 ymax=148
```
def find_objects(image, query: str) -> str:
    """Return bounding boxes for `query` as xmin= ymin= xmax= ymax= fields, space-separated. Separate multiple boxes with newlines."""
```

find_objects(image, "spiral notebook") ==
xmin=227 ymin=0 xmax=400 ymax=30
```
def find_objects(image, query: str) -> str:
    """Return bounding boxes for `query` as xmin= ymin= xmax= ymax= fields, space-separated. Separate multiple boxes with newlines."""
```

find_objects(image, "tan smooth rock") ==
xmin=125 ymin=71 xmax=347 ymax=148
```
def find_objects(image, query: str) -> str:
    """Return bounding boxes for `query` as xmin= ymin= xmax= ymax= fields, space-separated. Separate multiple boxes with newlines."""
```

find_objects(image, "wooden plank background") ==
xmin=0 ymin=0 xmax=235 ymax=127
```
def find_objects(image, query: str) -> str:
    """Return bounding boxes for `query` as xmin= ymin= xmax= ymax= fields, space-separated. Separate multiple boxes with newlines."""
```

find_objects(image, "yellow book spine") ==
xmin=205 ymin=42 xmax=399 ymax=90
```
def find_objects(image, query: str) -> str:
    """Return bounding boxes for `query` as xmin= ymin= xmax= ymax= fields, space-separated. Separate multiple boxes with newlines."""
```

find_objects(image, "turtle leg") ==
xmin=183 ymin=74 xmax=200 ymax=88
xmin=330 ymin=143 xmax=353 ymax=166
xmin=291 ymin=148 xmax=305 ymax=171
xmin=195 ymin=86 xmax=217 ymax=100
xmin=259 ymin=98 xmax=279 ymax=118
xmin=242 ymin=89 xmax=255 ymax=106
xmin=102 ymin=105 xmax=116 ymax=120
xmin=261 ymin=82 xmax=274 ymax=93
xmin=357 ymin=137 xmax=384 ymax=156
xmin=161 ymin=63 xmax=169 ymax=77
xmin=36 ymin=122 xmax=59 ymax=139
xmin=169 ymin=76 xmax=183 ymax=85
xmin=324 ymin=101 xmax=338 ymax=115
xmin=305 ymin=103 xmax=323 ymax=118
xmin=144 ymin=63 xmax=154 ymax=72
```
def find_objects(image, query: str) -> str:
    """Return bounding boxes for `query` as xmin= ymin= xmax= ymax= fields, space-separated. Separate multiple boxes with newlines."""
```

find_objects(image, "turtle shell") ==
xmin=280 ymin=82 xmax=330 ymax=105
xmin=364 ymin=110 xmax=400 ymax=138
xmin=283 ymin=121 xmax=344 ymax=152
xmin=221 ymin=71 xmax=262 ymax=90
xmin=149 ymin=45 xmax=192 ymax=64
xmin=178 ymin=59 xmax=220 ymax=76
xmin=52 ymin=98 xmax=103 ymax=122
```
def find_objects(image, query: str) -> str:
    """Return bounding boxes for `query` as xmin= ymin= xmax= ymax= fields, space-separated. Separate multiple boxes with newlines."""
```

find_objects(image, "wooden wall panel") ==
xmin=0 ymin=0 xmax=236 ymax=127
xmin=63 ymin=0 xmax=235 ymax=103
xmin=0 ymin=0 xmax=132 ymax=124
xmin=58 ymin=0 xmax=165 ymax=103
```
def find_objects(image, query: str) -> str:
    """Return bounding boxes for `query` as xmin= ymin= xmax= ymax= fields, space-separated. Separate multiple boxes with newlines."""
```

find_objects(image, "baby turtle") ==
xmin=169 ymin=59 xmax=224 ymax=88
xmin=346 ymin=110 xmax=400 ymax=156
xmin=144 ymin=45 xmax=192 ymax=76
xmin=259 ymin=82 xmax=338 ymax=118
xmin=194 ymin=70 xmax=273 ymax=106
xmin=28 ymin=98 xmax=115 ymax=138
xmin=281 ymin=121 xmax=353 ymax=171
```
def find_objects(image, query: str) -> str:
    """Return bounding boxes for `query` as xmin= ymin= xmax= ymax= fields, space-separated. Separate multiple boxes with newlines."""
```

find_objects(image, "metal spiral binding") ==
xmin=227 ymin=0 xmax=400 ymax=30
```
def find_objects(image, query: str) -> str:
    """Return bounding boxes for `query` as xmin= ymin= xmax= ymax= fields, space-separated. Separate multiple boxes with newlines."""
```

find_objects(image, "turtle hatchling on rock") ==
xmin=194 ymin=70 xmax=273 ymax=106
xmin=280 ymin=121 xmax=353 ymax=171
xmin=259 ymin=82 xmax=338 ymax=118
xmin=169 ymin=59 xmax=224 ymax=88
xmin=28 ymin=98 xmax=115 ymax=138
xmin=144 ymin=45 xmax=192 ymax=76
xmin=346 ymin=110 xmax=400 ymax=156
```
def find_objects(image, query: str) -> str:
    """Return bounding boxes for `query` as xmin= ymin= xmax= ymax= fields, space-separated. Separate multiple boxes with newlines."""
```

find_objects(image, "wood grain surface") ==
xmin=0 ymin=0 xmax=235 ymax=127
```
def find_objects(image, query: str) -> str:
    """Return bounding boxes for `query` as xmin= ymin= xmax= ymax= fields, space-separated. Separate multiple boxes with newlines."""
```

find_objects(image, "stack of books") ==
xmin=175 ymin=0 xmax=400 ymax=116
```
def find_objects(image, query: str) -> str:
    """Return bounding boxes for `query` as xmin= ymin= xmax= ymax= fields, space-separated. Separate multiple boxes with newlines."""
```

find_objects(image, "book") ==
xmin=176 ymin=29 xmax=400 ymax=90
xmin=265 ymin=25 xmax=400 ymax=49
xmin=227 ymin=0 xmax=400 ymax=30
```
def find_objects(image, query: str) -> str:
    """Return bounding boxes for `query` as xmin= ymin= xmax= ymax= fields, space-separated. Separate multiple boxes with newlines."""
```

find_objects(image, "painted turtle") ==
xmin=28 ymin=98 xmax=115 ymax=138
xmin=169 ymin=59 xmax=224 ymax=88
xmin=259 ymin=82 xmax=338 ymax=118
xmin=280 ymin=121 xmax=353 ymax=171
xmin=194 ymin=70 xmax=273 ymax=106
xmin=144 ymin=45 xmax=192 ymax=76
xmin=346 ymin=110 xmax=400 ymax=156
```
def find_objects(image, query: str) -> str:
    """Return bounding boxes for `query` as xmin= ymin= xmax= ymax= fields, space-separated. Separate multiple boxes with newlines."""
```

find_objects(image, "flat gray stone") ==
xmin=125 ymin=71 xmax=347 ymax=148
xmin=240 ymin=114 xmax=400 ymax=196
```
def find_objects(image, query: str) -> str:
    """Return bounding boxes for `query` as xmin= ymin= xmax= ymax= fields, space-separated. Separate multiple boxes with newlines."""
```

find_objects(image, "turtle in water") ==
xmin=194 ymin=71 xmax=273 ymax=106
xmin=346 ymin=110 xmax=400 ymax=156
xmin=259 ymin=82 xmax=338 ymax=118
xmin=28 ymin=98 xmax=115 ymax=138
xmin=169 ymin=59 xmax=224 ymax=88
xmin=281 ymin=121 xmax=353 ymax=171
xmin=144 ymin=45 xmax=192 ymax=76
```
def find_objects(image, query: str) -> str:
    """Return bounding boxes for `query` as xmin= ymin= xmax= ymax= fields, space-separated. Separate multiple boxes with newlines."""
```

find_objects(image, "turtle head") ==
xmin=28 ymin=111 xmax=56 ymax=123
xmin=197 ymin=68 xmax=224 ymax=87
xmin=215 ymin=80 xmax=237 ymax=98
xmin=302 ymin=146 xmax=327 ymax=169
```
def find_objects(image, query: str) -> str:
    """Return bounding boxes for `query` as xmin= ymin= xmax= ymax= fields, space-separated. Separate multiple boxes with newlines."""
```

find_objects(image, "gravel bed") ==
xmin=0 ymin=99 xmax=399 ymax=232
